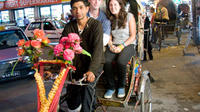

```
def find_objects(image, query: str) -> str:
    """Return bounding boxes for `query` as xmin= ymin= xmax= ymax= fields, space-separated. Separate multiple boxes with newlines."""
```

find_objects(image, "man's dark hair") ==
xmin=70 ymin=0 xmax=90 ymax=7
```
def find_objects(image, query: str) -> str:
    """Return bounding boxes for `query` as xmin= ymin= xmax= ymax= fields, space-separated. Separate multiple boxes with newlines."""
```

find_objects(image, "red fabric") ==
xmin=36 ymin=61 xmax=71 ymax=112
xmin=48 ymin=67 xmax=69 ymax=112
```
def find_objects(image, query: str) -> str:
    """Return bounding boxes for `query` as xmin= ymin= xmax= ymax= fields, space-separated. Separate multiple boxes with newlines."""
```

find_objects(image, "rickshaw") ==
xmin=55 ymin=56 xmax=152 ymax=112
xmin=34 ymin=0 xmax=152 ymax=111
xmin=34 ymin=54 xmax=152 ymax=112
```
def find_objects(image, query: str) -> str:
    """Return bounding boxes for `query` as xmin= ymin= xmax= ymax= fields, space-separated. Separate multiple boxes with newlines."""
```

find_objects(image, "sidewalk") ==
xmin=143 ymin=32 xmax=200 ymax=112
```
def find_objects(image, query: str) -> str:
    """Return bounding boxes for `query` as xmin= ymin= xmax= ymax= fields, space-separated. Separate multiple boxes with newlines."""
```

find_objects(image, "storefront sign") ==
xmin=0 ymin=2 xmax=4 ymax=10
xmin=62 ymin=0 xmax=71 ymax=2
xmin=1 ymin=0 xmax=62 ymax=10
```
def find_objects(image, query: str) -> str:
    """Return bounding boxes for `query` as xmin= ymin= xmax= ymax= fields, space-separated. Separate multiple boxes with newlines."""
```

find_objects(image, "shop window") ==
xmin=43 ymin=22 xmax=55 ymax=30
xmin=24 ymin=8 xmax=34 ymax=22
xmin=51 ymin=4 xmax=62 ymax=20
xmin=28 ymin=22 xmax=41 ymax=30
xmin=1 ymin=10 xmax=9 ymax=23
xmin=63 ymin=4 xmax=71 ymax=20
xmin=40 ymin=7 xmax=51 ymax=19
xmin=15 ymin=9 xmax=24 ymax=26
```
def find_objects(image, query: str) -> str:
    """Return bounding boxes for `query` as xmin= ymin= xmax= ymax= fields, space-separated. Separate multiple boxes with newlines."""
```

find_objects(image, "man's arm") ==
xmin=88 ymin=21 xmax=104 ymax=77
xmin=100 ymin=11 xmax=111 ymax=46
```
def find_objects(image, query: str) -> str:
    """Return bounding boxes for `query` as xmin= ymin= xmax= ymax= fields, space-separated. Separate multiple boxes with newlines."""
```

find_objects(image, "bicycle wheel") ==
xmin=134 ymin=71 xmax=152 ymax=112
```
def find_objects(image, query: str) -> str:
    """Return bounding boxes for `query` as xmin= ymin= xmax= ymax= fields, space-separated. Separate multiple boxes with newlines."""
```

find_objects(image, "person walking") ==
xmin=23 ymin=16 xmax=30 ymax=28
xmin=143 ymin=16 xmax=153 ymax=61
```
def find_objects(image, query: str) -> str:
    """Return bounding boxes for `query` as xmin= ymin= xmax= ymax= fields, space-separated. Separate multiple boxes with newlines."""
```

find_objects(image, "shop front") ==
xmin=1 ymin=10 xmax=9 ymax=23
xmin=0 ymin=0 xmax=71 ymax=25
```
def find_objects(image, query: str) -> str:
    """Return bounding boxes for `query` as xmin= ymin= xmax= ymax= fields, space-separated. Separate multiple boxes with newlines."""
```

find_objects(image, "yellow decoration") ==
xmin=34 ymin=61 xmax=68 ymax=112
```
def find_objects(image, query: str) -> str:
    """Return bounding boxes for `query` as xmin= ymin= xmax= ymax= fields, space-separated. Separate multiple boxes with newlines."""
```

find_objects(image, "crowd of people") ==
xmin=60 ymin=0 xmax=172 ymax=111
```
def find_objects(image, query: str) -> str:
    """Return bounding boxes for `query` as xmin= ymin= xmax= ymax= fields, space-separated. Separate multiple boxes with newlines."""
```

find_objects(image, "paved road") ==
xmin=0 ymin=78 xmax=37 ymax=112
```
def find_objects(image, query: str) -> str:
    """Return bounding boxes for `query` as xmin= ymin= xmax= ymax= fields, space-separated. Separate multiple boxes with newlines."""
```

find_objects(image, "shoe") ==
xmin=117 ymin=88 xmax=125 ymax=98
xmin=104 ymin=89 xmax=115 ymax=99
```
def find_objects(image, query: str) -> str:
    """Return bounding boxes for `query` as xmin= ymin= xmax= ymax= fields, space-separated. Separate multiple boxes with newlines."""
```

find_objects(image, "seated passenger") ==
xmin=88 ymin=0 xmax=111 ymax=46
xmin=104 ymin=0 xmax=136 ymax=99
xmin=60 ymin=0 xmax=104 ymax=111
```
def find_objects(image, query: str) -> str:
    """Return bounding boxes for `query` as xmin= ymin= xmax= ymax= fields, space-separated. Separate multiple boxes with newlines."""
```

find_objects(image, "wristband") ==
xmin=122 ymin=42 xmax=126 ymax=47
xmin=118 ymin=44 xmax=124 ymax=50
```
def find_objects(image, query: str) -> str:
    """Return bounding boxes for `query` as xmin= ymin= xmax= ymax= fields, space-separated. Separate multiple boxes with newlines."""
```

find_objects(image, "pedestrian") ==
xmin=103 ymin=0 xmax=136 ymax=99
xmin=23 ymin=16 xmax=30 ymax=28
xmin=143 ymin=16 xmax=153 ymax=61
xmin=150 ymin=7 xmax=156 ymax=43
xmin=88 ymin=0 xmax=111 ymax=46
xmin=60 ymin=0 xmax=104 ymax=111
xmin=154 ymin=3 xmax=169 ymax=23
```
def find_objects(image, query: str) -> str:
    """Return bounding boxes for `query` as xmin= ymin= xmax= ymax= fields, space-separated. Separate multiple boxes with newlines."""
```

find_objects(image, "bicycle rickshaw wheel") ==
xmin=134 ymin=71 xmax=152 ymax=112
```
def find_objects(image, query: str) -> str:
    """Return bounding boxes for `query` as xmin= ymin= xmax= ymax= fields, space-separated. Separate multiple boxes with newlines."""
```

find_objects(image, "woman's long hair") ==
xmin=107 ymin=0 xmax=127 ymax=30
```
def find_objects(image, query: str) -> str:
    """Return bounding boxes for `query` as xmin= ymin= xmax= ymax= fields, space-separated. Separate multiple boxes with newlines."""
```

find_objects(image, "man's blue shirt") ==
xmin=88 ymin=10 xmax=111 ymax=35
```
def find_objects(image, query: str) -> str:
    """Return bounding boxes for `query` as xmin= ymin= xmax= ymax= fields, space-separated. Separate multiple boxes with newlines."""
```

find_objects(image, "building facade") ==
xmin=0 ymin=0 xmax=71 ymax=26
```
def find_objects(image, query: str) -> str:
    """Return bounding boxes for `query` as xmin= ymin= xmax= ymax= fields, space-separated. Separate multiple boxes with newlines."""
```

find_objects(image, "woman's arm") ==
xmin=124 ymin=13 xmax=136 ymax=46
xmin=108 ymin=35 xmax=117 ymax=53
xmin=115 ymin=13 xmax=136 ymax=53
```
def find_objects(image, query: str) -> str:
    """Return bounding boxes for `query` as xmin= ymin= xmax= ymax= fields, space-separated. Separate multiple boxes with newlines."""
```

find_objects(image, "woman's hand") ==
xmin=114 ymin=45 xmax=124 ymax=53
xmin=109 ymin=44 xmax=117 ymax=53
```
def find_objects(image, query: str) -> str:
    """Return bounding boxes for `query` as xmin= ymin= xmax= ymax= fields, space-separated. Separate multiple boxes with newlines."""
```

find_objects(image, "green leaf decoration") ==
xmin=11 ymin=59 xmax=19 ymax=76
xmin=48 ymin=49 xmax=54 ymax=56
xmin=27 ymin=50 xmax=32 ymax=54
xmin=82 ymin=49 xmax=91 ymax=57
xmin=65 ymin=60 xmax=72 ymax=64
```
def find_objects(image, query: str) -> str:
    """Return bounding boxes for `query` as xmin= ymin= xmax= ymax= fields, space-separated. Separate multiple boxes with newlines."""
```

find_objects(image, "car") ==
xmin=25 ymin=20 xmax=66 ymax=44
xmin=0 ymin=26 xmax=35 ymax=82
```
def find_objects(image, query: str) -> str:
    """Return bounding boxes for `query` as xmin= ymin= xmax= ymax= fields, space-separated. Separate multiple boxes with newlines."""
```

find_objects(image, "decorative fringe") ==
xmin=34 ymin=60 xmax=69 ymax=112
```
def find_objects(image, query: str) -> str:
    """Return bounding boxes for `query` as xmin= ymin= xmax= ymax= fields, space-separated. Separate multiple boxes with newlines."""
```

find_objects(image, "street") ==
xmin=0 ymin=32 xmax=200 ymax=112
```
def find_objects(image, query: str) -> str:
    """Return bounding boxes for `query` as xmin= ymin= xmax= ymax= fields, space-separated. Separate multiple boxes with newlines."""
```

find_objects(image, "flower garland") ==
xmin=34 ymin=65 xmax=67 ymax=112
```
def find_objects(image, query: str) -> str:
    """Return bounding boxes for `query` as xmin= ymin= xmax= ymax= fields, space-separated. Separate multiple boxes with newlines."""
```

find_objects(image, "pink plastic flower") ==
xmin=63 ymin=49 xmax=75 ymax=61
xmin=68 ymin=33 xmax=80 ymax=43
xmin=17 ymin=48 xmax=25 ymax=56
xmin=33 ymin=29 xmax=45 ymax=39
xmin=17 ymin=39 xmax=25 ymax=47
xmin=31 ymin=40 xmax=41 ymax=48
xmin=60 ymin=37 xmax=68 ymax=44
xmin=54 ymin=44 xmax=64 ymax=56
xmin=73 ymin=44 xmax=83 ymax=54
xmin=24 ymin=40 xmax=31 ymax=47
xmin=64 ymin=42 xmax=71 ymax=49
xmin=42 ymin=37 xmax=51 ymax=44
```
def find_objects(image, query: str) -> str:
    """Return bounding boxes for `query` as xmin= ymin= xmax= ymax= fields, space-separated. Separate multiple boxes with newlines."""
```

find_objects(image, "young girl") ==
xmin=104 ymin=0 xmax=136 ymax=98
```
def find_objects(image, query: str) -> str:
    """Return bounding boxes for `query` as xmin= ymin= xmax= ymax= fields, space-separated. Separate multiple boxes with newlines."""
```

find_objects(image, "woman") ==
xmin=104 ymin=0 xmax=136 ymax=99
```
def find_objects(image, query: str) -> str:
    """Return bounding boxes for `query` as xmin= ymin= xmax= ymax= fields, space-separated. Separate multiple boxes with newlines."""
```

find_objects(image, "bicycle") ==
xmin=34 ymin=57 xmax=153 ymax=112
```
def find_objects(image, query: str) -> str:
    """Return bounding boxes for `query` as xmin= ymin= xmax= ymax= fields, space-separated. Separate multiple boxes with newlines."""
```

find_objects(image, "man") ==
xmin=154 ymin=3 xmax=169 ymax=22
xmin=88 ymin=0 xmax=111 ymax=46
xmin=23 ymin=16 xmax=30 ymax=28
xmin=60 ymin=0 xmax=104 ymax=111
